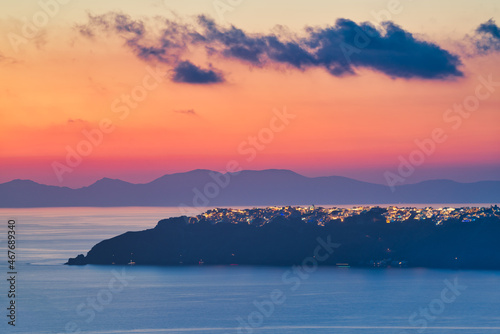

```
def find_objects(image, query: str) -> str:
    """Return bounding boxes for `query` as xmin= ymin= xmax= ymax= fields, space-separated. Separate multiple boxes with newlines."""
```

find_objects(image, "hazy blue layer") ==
xmin=0 ymin=207 xmax=499 ymax=334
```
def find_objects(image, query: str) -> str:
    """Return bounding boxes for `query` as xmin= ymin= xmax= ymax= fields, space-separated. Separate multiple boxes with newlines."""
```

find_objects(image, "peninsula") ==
xmin=67 ymin=205 xmax=500 ymax=269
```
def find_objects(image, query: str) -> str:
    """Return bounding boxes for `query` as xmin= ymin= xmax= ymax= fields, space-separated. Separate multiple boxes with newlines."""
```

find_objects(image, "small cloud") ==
xmin=477 ymin=19 xmax=500 ymax=39
xmin=172 ymin=60 xmax=224 ymax=84
xmin=474 ymin=19 xmax=500 ymax=53
xmin=174 ymin=109 xmax=197 ymax=116
xmin=67 ymin=118 xmax=86 ymax=124
xmin=87 ymin=76 xmax=108 ymax=95
xmin=0 ymin=51 xmax=17 ymax=65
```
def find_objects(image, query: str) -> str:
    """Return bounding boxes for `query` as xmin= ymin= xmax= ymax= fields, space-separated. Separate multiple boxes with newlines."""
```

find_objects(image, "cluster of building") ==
xmin=186 ymin=205 xmax=500 ymax=226
xmin=383 ymin=205 xmax=500 ymax=224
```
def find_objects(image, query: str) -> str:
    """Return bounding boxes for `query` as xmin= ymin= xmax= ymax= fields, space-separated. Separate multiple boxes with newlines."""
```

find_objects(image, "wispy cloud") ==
xmin=174 ymin=109 xmax=197 ymax=116
xmin=76 ymin=12 xmax=187 ymax=64
xmin=67 ymin=118 xmax=87 ymax=124
xmin=0 ymin=50 xmax=17 ymax=65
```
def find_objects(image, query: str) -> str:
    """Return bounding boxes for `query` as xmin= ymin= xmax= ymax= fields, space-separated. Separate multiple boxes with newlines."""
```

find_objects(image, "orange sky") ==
xmin=0 ymin=1 xmax=499 ymax=187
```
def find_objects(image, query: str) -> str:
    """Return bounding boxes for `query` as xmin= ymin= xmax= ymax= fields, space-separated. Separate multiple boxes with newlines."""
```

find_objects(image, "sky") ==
xmin=0 ymin=0 xmax=499 ymax=188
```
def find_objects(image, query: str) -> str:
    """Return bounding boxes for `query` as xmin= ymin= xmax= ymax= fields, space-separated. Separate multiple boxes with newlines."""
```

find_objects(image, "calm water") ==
xmin=0 ymin=207 xmax=499 ymax=334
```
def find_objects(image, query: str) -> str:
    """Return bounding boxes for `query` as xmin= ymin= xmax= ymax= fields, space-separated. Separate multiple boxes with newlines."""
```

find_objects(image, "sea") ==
xmin=0 ymin=206 xmax=499 ymax=334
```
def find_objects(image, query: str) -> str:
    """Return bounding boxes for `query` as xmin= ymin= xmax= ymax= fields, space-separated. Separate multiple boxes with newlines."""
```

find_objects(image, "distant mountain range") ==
xmin=1 ymin=169 xmax=499 ymax=208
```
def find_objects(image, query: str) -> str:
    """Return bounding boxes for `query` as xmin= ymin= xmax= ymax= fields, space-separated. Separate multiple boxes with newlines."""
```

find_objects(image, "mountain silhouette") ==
xmin=1 ymin=169 xmax=499 ymax=207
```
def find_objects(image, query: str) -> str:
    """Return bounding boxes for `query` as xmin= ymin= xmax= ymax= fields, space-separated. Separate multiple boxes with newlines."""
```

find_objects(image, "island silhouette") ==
xmin=67 ymin=206 xmax=500 ymax=269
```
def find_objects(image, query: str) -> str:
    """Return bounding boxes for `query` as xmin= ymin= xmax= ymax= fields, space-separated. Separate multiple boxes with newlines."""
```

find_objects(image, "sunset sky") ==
xmin=0 ymin=0 xmax=499 ymax=188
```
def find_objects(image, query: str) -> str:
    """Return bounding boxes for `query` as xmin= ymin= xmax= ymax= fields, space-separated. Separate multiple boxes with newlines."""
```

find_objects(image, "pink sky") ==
xmin=0 ymin=1 xmax=499 ymax=188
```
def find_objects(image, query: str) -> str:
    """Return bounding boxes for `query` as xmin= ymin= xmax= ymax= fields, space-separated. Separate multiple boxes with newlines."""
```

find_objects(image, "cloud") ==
xmin=76 ymin=12 xmax=186 ymax=64
xmin=67 ymin=118 xmax=87 ymax=124
xmin=0 ymin=50 xmax=18 ymax=65
xmin=174 ymin=109 xmax=197 ymax=116
xmin=77 ymin=13 xmax=463 ymax=81
xmin=172 ymin=60 xmax=224 ymax=84
xmin=474 ymin=19 xmax=500 ymax=53
xmin=316 ymin=20 xmax=463 ymax=79
xmin=196 ymin=15 xmax=315 ymax=69
xmin=77 ymin=13 xmax=225 ymax=84
xmin=477 ymin=19 xmax=500 ymax=38
xmin=196 ymin=16 xmax=462 ymax=79
xmin=76 ymin=13 xmax=144 ymax=38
